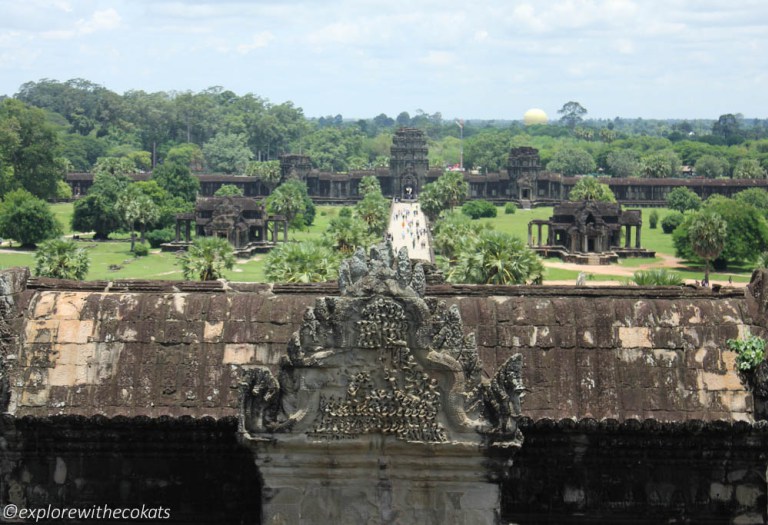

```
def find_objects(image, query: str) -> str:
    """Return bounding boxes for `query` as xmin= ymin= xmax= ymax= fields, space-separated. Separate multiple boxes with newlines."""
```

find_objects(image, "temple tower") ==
xmin=507 ymin=146 xmax=541 ymax=202
xmin=390 ymin=128 xmax=429 ymax=200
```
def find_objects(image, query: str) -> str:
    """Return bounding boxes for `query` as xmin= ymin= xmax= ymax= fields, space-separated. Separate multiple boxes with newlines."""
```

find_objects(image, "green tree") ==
xmin=446 ymin=230 xmax=543 ymax=285
xmin=354 ymin=190 xmax=390 ymax=236
xmin=661 ymin=212 xmax=685 ymax=234
xmin=641 ymin=150 xmax=681 ymax=178
xmin=420 ymin=171 xmax=470 ymax=221
xmin=712 ymin=114 xmax=744 ymax=144
xmin=116 ymin=186 xmax=160 ymax=250
xmin=605 ymin=149 xmax=641 ymax=178
xmin=92 ymin=156 xmax=136 ymax=177
xmin=179 ymin=237 xmax=235 ymax=281
xmin=266 ymin=180 xmax=313 ymax=228
xmin=734 ymin=158 xmax=766 ymax=179
xmin=72 ymin=173 xmax=131 ymax=238
xmin=152 ymin=161 xmax=199 ymax=202
xmin=325 ymin=212 xmax=373 ymax=253
xmin=666 ymin=187 xmax=702 ymax=213
xmin=674 ymin=198 xmax=768 ymax=269
xmin=687 ymin=211 xmax=727 ymax=283
xmin=214 ymin=184 xmax=244 ymax=197
xmin=461 ymin=200 xmax=497 ymax=219
xmin=165 ymin=143 xmax=205 ymax=171
xmin=568 ymin=177 xmax=616 ymax=202
xmin=245 ymin=160 xmax=282 ymax=192
xmin=463 ymin=129 xmax=513 ymax=172
xmin=202 ymin=132 xmax=253 ymax=174
xmin=557 ymin=101 xmax=587 ymax=129
xmin=694 ymin=154 xmax=729 ymax=178
xmin=547 ymin=145 xmax=596 ymax=175
xmin=0 ymin=189 xmax=62 ymax=247
xmin=264 ymin=240 xmax=340 ymax=283
xmin=734 ymin=188 xmax=768 ymax=217
xmin=34 ymin=238 xmax=90 ymax=280
xmin=358 ymin=175 xmax=382 ymax=196
xmin=432 ymin=210 xmax=491 ymax=260
xmin=0 ymin=99 xmax=60 ymax=199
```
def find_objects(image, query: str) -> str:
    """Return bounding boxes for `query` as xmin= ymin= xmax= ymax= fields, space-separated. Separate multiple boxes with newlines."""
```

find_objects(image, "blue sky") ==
xmin=1 ymin=0 xmax=766 ymax=120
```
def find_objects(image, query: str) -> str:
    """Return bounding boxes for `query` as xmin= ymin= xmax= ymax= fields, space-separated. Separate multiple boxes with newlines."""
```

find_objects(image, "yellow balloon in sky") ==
xmin=523 ymin=108 xmax=548 ymax=125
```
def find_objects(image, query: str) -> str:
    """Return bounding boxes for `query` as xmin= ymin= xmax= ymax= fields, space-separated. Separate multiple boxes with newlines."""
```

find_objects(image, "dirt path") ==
xmin=543 ymin=252 xmax=747 ymax=287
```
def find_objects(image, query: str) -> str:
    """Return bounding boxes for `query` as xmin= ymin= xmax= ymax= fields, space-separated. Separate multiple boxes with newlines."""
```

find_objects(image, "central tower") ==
xmin=389 ymin=128 xmax=429 ymax=199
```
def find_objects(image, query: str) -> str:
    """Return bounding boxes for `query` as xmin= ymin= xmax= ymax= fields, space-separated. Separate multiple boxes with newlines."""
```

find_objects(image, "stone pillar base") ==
xmin=248 ymin=436 xmax=500 ymax=525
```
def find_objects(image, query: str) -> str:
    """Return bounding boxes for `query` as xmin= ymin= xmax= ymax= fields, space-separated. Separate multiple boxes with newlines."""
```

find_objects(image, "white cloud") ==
xmin=236 ymin=32 xmax=274 ymax=54
xmin=420 ymin=50 xmax=456 ymax=67
xmin=307 ymin=22 xmax=364 ymax=48
xmin=40 ymin=8 xmax=121 ymax=40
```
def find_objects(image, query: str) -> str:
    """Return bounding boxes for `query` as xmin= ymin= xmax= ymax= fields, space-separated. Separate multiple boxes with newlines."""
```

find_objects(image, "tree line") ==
xmin=2 ymin=80 xmax=768 ymax=208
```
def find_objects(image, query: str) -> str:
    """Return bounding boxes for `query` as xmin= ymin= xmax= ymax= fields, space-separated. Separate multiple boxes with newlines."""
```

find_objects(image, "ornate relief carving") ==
xmin=240 ymin=241 xmax=525 ymax=446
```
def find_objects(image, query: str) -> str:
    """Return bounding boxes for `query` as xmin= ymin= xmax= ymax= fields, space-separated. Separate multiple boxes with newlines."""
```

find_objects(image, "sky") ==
xmin=1 ymin=0 xmax=767 ymax=121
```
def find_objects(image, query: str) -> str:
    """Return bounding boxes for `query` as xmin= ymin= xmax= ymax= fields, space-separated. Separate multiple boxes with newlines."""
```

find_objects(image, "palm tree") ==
xmin=447 ymin=230 xmax=543 ymax=285
xmin=264 ymin=240 xmax=340 ymax=283
xmin=34 ymin=238 xmax=90 ymax=280
xmin=179 ymin=237 xmax=235 ymax=281
xmin=568 ymin=177 xmax=616 ymax=202
xmin=325 ymin=215 xmax=372 ymax=254
xmin=688 ymin=211 xmax=727 ymax=284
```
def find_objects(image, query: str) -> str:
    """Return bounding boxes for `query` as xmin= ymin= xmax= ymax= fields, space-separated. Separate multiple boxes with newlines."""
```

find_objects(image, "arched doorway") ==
xmin=401 ymin=174 xmax=418 ymax=200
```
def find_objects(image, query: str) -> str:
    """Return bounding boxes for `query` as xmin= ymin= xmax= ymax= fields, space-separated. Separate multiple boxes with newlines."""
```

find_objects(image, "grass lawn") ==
xmin=0 ymin=202 xmax=756 ymax=284
xmin=51 ymin=202 xmax=74 ymax=235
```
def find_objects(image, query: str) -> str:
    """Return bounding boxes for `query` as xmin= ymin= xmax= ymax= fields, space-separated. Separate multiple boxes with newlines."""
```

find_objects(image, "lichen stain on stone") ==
xmin=657 ymin=309 xmax=680 ymax=327
xmin=687 ymin=306 xmax=703 ymax=324
xmin=173 ymin=293 xmax=187 ymax=316
xmin=618 ymin=327 xmax=652 ymax=348
xmin=223 ymin=343 xmax=256 ymax=365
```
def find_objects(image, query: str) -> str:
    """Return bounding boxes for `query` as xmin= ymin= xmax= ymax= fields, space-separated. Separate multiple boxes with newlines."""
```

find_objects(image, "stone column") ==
xmin=283 ymin=221 xmax=288 ymax=242
xmin=635 ymin=225 xmax=642 ymax=249
xmin=249 ymin=438 xmax=501 ymax=525
xmin=624 ymin=225 xmax=631 ymax=248
xmin=175 ymin=220 xmax=181 ymax=243
xmin=184 ymin=220 xmax=191 ymax=242
xmin=583 ymin=234 xmax=588 ymax=253
xmin=537 ymin=224 xmax=543 ymax=246
xmin=527 ymin=223 xmax=533 ymax=246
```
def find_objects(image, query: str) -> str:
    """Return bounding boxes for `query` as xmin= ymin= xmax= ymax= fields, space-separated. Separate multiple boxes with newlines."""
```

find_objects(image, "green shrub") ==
xmin=726 ymin=334 xmax=766 ymax=371
xmin=630 ymin=268 xmax=684 ymax=286
xmin=649 ymin=210 xmax=659 ymax=229
xmin=145 ymin=227 xmax=175 ymax=248
xmin=133 ymin=243 xmax=149 ymax=256
xmin=461 ymin=200 xmax=497 ymax=219
xmin=504 ymin=202 xmax=517 ymax=215
xmin=661 ymin=211 xmax=684 ymax=234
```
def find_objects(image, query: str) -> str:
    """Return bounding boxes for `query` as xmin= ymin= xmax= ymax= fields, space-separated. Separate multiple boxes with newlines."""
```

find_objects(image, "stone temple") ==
xmin=3 ymin=244 xmax=768 ymax=523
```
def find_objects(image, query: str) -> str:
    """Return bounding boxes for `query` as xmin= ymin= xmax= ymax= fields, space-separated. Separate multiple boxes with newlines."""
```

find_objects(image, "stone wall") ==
xmin=3 ymin=270 xmax=768 ymax=523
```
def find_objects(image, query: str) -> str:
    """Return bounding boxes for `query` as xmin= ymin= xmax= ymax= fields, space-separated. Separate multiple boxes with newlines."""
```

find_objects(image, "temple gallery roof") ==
xmin=5 ymin=266 xmax=758 ymax=426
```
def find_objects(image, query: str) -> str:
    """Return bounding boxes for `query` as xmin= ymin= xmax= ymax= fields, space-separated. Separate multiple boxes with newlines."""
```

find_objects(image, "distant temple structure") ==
xmin=163 ymin=196 xmax=288 ymax=256
xmin=66 ymin=129 xmax=768 ymax=206
xmin=528 ymin=201 xmax=655 ymax=264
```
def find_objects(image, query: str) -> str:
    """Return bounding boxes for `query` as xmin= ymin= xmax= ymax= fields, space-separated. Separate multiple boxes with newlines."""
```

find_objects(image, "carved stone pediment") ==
xmin=240 ymin=242 xmax=525 ymax=447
